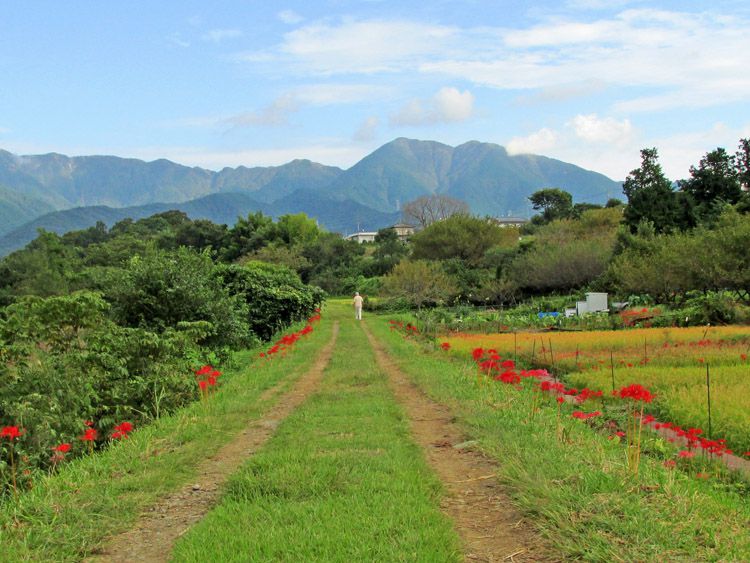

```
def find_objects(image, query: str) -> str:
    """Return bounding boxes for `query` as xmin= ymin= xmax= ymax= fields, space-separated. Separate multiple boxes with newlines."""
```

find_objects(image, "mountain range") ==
xmin=0 ymin=138 xmax=622 ymax=255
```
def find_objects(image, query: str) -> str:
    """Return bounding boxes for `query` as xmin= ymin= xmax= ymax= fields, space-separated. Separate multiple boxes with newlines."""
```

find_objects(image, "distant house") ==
xmin=390 ymin=223 xmax=415 ymax=241
xmin=490 ymin=217 xmax=529 ymax=228
xmin=345 ymin=223 xmax=415 ymax=244
xmin=345 ymin=231 xmax=378 ymax=243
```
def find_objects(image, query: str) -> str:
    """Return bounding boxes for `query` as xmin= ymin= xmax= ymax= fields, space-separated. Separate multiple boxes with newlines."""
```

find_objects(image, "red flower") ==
xmin=440 ymin=342 xmax=451 ymax=351
xmin=641 ymin=414 xmax=656 ymax=425
xmin=615 ymin=431 xmax=626 ymax=437
xmin=678 ymin=450 xmax=694 ymax=458
xmin=741 ymin=354 xmax=747 ymax=361
xmin=198 ymin=380 xmax=209 ymax=391
xmin=556 ymin=397 xmax=564 ymax=404
xmin=472 ymin=347 xmax=485 ymax=361
xmin=1 ymin=426 xmax=23 ymax=440
xmin=80 ymin=428 xmax=98 ymax=441
xmin=501 ymin=359 xmax=515 ymax=369
xmin=195 ymin=365 xmax=213 ymax=376
xmin=84 ymin=420 xmax=94 ymax=427
xmin=53 ymin=443 xmax=71 ymax=453
xmin=663 ymin=460 xmax=676 ymax=469
xmin=615 ymin=384 xmax=654 ymax=403
xmin=115 ymin=422 xmax=133 ymax=433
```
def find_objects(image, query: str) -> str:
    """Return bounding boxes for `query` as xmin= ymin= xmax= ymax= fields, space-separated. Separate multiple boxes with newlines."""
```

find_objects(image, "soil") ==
xmin=360 ymin=322 xmax=554 ymax=562
xmin=88 ymin=322 xmax=340 ymax=563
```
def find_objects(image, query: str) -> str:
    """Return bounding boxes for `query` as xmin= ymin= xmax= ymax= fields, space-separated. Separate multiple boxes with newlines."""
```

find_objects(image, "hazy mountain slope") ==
xmin=0 ymin=191 xmax=400 ymax=256
xmin=0 ymin=184 xmax=57 ymax=235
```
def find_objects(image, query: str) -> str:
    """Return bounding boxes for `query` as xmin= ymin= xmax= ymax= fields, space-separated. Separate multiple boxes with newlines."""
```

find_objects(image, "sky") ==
xmin=1 ymin=0 xmax=749 ymax=181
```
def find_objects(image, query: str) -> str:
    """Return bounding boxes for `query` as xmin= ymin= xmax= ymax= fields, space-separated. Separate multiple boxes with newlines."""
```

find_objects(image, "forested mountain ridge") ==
xmin=0 ymin=139 xmax=621 ymax=249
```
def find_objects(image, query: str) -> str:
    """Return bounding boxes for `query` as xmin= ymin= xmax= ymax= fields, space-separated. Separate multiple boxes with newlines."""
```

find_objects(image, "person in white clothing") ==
xmin=353 ymin=292 xmax=364 ymax=320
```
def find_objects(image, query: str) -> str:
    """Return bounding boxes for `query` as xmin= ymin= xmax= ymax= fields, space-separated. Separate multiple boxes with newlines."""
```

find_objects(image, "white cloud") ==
xmin=165 ymin=84 xmax=389 ymax=131
xmin=202 ymin=29 xmax=243 ymax=43
xmin=241 ymin=19 xmax=457 ymax=75
xmin=223 ymin=94 xmax=299 ymax=128
xmin=391 ymin=87 xmax=474 ymax=126
xmin=278 ymin=10 xmax=304 ymax=25
xmin=353 ymin=116 xmax=379 ymax=142
xmin=167 ymin=33 xmax=190 ymax=48
xmin=503 ymin=118 xmax=750 ymax=181
xmin=293 ymin=83 xmax=392 ymax=105
xmin=569 ymin=113 xmax=634 ymax=145
xmin=506 ymin=128 xmax=560 ymax=155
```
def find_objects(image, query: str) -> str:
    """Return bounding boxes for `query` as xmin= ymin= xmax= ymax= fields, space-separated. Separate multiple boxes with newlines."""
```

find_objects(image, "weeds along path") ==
xmin=90 ymin=322 xmax=339 ymax=563
xmin=360 ymin=321 xmax=552 ymax=562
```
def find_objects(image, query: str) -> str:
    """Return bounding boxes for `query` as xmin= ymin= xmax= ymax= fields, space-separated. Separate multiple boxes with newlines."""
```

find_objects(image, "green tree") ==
xmin=104 ymin=247 xmax=249 ymax=350
xmin=528 ymin=188 xmax=574 ymax=223
xmin=275 ymin=213 xmax=321 ymax=247
xmin=382 ymin=260 xmax=456 ymax=308
xmin=410 ymin=214 xmax=506 ymax=266
xmin=623 ymin=148 xmax=690 ymax=233
xmin=222 ymin=211 xmax=277 ymax=261
xmin=680 ymin=147 xmax=742 ymax=222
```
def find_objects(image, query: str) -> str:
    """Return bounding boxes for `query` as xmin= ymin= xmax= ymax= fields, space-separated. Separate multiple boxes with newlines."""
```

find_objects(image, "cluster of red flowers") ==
xmin=111 ymin=421 xmax=133 ymax=440
xmin=1 ymin=426 xmax=23 ymax=441
xmin=388 ymin=320 xmax=420 ymax=338
xmin=259 ymin=312 xmax=322 ymax=360
xmin=195 ymin=364 xmax=222 ymax=394
xmin=641 ymin=417 xmax=738 ymax=457
xmin=471 ymin=348 xmax=554 ymax=386
xmin=440 ymin=342 xmax=451 ymax=351
xmin=613 ymin=383 xmax=654 ymax=403
xmin=619 ymin=307 xmax=660 ymax=327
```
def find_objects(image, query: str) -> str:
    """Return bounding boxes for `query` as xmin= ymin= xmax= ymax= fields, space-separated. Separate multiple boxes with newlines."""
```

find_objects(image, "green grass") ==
xmin=369 ymin=315 xmax=750 ymax=561
xmin=0 ymin=319 xmax=333 ymax=562
xmin=171 ymin=305 xmax=462 ymax=562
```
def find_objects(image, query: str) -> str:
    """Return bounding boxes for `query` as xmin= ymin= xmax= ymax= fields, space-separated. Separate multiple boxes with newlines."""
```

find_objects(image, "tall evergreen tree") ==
xmin=623 ymin=148 xmax=687 ymax=233
xmin=680 ymin=147 xmax=742 ymax=219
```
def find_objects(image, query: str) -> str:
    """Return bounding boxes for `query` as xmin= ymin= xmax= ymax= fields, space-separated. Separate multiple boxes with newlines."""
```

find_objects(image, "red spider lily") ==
xmin=494 ymin=370 xmax=520 ymax=385
xmin=440 ymin=342 xmax=451 ymax=351
xmin=614 ymin=384 xmax=654 ymax=403
xmin=556 ymin=396 xmax=564 ymax=404
xmin=521 ymin=369 xmax=549 ymax=379
xmin=472 ymin=347 xmax=485 ymax=361
xmin=114 ymin=422 xmax=133 ymax=434
xmin=84 ymin=420 xmax=94 ymax=427
xmin=195 ymin=365 xmax=213 ymax=376
xmin=641 ymin=414 xmax=656 ymax=425
xmin=741 ymin=354 xmax=747 ymax=361
xmin=1 ymin=426 xmax=23 ymax=440
xmin=259 ymin=352 xmax=266 ymax=358
xmin=678 ymin=450 xmax=695 ymax=458
xmin=80 ymin=428 xmax=97 ymax=442
xmin=571 ymin=410 xmax=602 ymax=420
xmin=53 ymin=443 xmax=71 ymax=453
xmin=744 ymin=452 xmax=750 ymax=457
xmin=663 ymin=460 xmax=676 ymax=469
xmin=198 ymin=380 xmax=209 ymax=391
xmin=501 ymin=359 xmax=515 ymax=369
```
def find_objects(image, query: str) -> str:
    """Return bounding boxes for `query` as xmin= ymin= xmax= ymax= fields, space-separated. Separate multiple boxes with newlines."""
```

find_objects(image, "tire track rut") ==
xmin=89 ymin=321 xmax=339 ymax=563
xmin=361 ymin=322 xmax=553 ymax=563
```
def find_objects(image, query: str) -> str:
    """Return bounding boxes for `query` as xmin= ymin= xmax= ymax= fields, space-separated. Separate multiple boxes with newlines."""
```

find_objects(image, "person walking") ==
xmin=353 ymin=291 xmax=364 ymax=320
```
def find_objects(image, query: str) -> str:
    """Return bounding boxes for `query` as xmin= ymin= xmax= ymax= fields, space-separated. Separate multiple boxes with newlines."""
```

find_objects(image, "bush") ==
xmin=103 ymin=247 xmax=250 ymax=350
xmin=215 ymin=261 xmax=324 ymax=341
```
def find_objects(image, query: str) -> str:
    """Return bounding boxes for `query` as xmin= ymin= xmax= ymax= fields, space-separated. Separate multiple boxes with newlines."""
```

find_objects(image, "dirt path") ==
xmin=361 ymin=322 xmax=552 ymax=563
xmin=89 ymin=322 xmax=340 ymax=563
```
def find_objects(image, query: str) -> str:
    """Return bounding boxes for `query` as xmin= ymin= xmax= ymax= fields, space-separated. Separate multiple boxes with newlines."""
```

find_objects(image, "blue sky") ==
xmin=1 ymin=0 xmax=749 ymax=180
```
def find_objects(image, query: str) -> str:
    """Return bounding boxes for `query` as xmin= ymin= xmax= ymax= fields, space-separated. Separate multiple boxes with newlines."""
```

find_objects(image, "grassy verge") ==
xmin=370 ymin=316 xmax=750 ymax=561
xmin=0 ymin=318 xmax=333 ymax=562
xmin=171 ymin=306 xmax=462 ymax=562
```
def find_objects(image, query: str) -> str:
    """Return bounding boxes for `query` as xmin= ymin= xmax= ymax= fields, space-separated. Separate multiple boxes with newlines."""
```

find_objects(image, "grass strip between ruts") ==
xmin=171 ymin=305 xmax=463 ymax=562
xmin=368 ymin=316 xmax=750 ymax=562
xmin=0 ymin=318 xmax=333 ymax=562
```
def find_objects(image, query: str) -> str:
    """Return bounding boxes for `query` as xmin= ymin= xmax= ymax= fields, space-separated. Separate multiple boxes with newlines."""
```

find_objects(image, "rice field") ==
xmin=443 ymin=326 xmax=750 ymax=455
